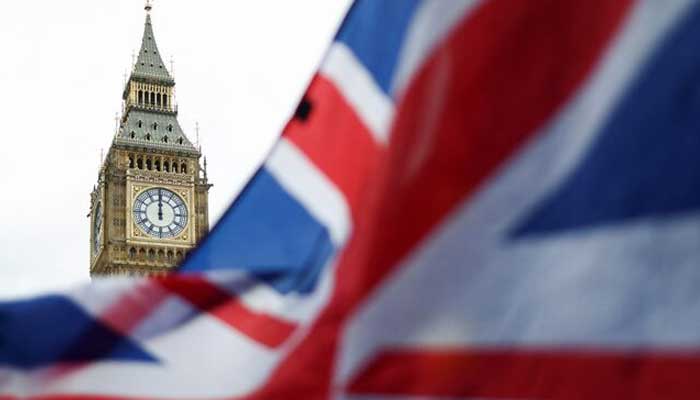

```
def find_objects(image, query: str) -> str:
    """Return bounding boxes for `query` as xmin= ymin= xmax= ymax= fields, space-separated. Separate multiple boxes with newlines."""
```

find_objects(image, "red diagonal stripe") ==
xmin=347 ymin=348 xmax=700 ymax=399
xmin=284 ymin=75 xmax=384 ymax=217
xmin=157 ymin=276 xmax=297 ymax=349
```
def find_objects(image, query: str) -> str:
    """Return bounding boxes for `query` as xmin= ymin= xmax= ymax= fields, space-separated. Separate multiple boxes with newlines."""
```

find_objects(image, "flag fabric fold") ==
xmin=4 ymin=0 xmax=700 ymax=398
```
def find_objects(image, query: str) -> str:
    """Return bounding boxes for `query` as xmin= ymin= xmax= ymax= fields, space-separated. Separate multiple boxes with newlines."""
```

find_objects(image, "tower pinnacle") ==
xmin=145 ymin=0 xmax=153 ymax=13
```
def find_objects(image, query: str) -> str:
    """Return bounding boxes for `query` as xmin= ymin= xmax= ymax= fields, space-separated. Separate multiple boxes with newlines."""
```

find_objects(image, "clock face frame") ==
xmin=132 ymin=188 xmax=189 ymax=239
xmin=93 ymin=202 xmax=103 ymax=254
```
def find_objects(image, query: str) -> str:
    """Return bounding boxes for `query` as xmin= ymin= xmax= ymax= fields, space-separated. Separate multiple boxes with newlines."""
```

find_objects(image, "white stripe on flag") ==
xmin=266 ymin=138 xmax=351 ymax=246
xmin=320 ymin=42 xmax=394 ymax=144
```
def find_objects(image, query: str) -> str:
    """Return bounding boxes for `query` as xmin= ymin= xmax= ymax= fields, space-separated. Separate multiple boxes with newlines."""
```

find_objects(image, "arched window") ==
xmin=138 ymin=90 xmax=144 ymax=105
xmin=176 ymin=251 xmax=183 ymax=261
xmin=181 ymin=163 xmax=187 ymax=174
xmin=167 ymin=250 xmax=174 ymax=262
xmin=129 ymin=156 xmax=134 ymax=169
xmin=177 ymin=137 xmax=183 ymax=145
xmin=138 ymin=248 xmax=146 ymax=260
xmin=163 ymin=95 xmax=168 ymax=109
xmin=153 ymin=123 xmax=158 ymax=131
xmin=155 ymin=160 xmax=161 ymax=171
xmin=163 ymin=136 xmax=168 ymax=143
xmin=164 ymin=161 xmax=170 ymax=172
xmin=146 ymin=159 xmax=152 ymax=170
xmin=173 ymin=163 xmax=179 ymax=173
xmin=157 ymin=93 xmax=162 ymax=107
xmin=146 ymin=133 xmax=151 ymax=141
xmin=130 ymin=131 xmax=136 ymax=139
xmin=150 ymin=92 xmax=155 ymax=105
xmin=148 ymin=249 xmax=156 ymax=261
xmin=129 ymin=247 xmax=137 ymax=259
xmin=138 ymin=120 xmax=143 ymax=128
xmin=168 ymin=124 xmax=173 ymax=132
xmin=137 ymin=157 xmax=143 ymax=169
xmin=158 ymin=250 xmax=165 ymax=261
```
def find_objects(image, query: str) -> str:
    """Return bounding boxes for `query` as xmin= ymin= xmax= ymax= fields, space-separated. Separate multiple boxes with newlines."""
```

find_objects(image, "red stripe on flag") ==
xmin=284 ymin=75 xmax=384 ymax=216
xmin=249 ymin=0 xmax=634 ymax=398
xmin=157 ymin=276 xmax=297 ymax=349
xmin=347 ymin=348 xmax=700 ymax=399
xmin=98 ymin=281 xmax=170 ymax=334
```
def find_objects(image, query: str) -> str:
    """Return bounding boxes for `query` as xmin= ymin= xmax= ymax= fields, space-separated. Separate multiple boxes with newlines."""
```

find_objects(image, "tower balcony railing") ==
xmin=127 ymin=102 xmax=178 ymax=114
xmin=114 ymin=135 xmax=201 ymax=155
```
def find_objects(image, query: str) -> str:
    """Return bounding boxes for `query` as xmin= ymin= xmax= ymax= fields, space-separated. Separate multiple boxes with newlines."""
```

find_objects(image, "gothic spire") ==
xmin=131 ymin=8 xmax=174 ymax=85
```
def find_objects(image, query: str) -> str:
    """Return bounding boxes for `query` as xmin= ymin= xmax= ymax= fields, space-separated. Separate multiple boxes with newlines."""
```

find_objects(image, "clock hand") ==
xmin=158 ymin=189 xmax=164 ymax=221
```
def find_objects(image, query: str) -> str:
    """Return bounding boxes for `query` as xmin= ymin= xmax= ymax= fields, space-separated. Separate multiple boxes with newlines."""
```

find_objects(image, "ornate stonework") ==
xmin=89 ymin=8 xmax=211 ymax=277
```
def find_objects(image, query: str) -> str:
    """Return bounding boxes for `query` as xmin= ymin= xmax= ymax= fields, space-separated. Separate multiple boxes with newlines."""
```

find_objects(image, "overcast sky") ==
xmin=0 ymin=1 xmax=351 ymax=300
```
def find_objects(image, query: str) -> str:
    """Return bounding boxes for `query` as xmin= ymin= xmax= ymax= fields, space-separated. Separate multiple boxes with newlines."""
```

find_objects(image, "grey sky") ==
xmin=0 ymin=1 xmax=351 ymax=299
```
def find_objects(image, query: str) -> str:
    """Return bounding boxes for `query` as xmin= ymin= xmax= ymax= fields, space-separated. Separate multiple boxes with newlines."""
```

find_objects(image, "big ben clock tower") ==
xmin=89 ymin=3 xmax=211 ymax=276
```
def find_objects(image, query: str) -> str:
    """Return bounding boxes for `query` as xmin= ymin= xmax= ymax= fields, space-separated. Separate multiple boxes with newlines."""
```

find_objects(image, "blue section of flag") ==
xmin=336 ymin=0 xmax=423 ymax=96
xmin=181 ymin=168 xmax=333 ymax=294
xmin=513 ymin=6 xmax=700 ymax=237
xmin=0 ymin=296 xmax=156 ymax=369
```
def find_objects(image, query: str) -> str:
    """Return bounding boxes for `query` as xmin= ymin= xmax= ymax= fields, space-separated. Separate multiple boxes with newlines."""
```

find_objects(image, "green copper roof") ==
xmin=117 ymin=110 xmax=199 ymax=154
xmin=116 ymin=10 xmax=198 ymax=155
xmin=132 ymin=15 xmax=174 ymax=84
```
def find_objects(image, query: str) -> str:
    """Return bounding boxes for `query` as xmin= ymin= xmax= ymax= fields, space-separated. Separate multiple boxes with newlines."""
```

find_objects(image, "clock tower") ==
xmin=89 ymin=4 xmax=211 ymax=277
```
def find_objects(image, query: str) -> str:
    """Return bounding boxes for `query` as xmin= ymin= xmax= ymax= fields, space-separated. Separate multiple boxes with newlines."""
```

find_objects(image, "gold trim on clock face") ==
xmin=132 ymin=187 xmax=189 ymax=239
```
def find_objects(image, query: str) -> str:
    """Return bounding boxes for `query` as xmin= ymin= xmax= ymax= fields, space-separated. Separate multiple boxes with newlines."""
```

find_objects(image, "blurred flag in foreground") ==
xmin=4 ymin=0 xmax=700 ymax=398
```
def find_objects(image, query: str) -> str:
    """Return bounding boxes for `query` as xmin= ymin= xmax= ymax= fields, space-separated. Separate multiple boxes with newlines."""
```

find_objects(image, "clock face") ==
xmin=133 ymin=188 xmax=189 ymax=239
xmin=93 ymin=202 xmax=103 ymax=254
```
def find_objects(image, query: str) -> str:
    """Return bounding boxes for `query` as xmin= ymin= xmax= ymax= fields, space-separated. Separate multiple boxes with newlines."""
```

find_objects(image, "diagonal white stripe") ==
xmin=266 ymin=138 xmax=351 ymax=246
xmin=321 ymin=42 xmax=395 ymax=144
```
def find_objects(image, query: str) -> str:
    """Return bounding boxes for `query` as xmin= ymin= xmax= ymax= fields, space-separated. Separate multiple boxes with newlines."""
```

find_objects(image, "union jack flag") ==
xmin=3 ymin=0 xmax=700 ymax=398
